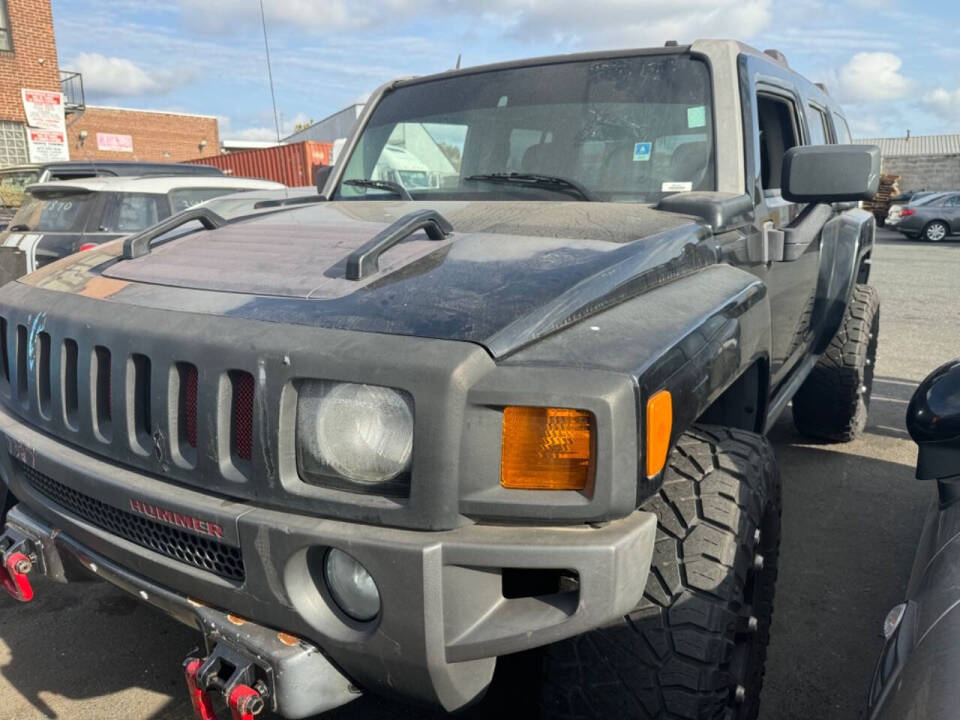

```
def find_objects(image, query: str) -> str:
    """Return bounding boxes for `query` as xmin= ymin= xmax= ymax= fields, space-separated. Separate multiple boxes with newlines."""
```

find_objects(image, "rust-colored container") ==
xmin=185 ymin=141 xmax=333 ymax=186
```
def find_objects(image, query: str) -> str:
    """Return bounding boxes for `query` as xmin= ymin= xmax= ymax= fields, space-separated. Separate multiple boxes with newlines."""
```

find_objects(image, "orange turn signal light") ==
xmin=646 ymin=390 xmax=673 ymax=478
xmin=501 ymin=406 xmax=595 ymax=490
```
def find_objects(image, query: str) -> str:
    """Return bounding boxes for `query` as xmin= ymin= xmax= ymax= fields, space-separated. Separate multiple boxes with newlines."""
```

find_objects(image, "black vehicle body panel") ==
xmin=868 ymin=360 xmax=960 ymax=718
xmin=98 ymin=200 xmax=699 ymax=356
xmin=868 ymin=492 xmax=960 ymax=719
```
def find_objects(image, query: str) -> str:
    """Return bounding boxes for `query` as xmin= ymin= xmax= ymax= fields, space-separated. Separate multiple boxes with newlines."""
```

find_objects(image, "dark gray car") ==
xmin=867 ymin=359 xmax=960 ymax=718
xmin=895 ymin=191 xmax=960 ymax=241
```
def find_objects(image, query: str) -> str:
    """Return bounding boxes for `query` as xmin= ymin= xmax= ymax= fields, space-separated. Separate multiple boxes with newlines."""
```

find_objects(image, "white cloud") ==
xmin=70 ymin=52 xmax=190 ymax=97
xmin=230 ymin=127 xmax=281 ymax=141
xmin=922 ymin=88 xmax=960 ymax=122
xmin=831 ymin=52 xmax=908 ymax=102
xmin=176 ymin=0 xmax=773 ymax=46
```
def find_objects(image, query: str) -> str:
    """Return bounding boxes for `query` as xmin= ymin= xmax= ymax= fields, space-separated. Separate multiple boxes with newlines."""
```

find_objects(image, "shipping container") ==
xmin=185 ymin=141 xmax=333 ymax=187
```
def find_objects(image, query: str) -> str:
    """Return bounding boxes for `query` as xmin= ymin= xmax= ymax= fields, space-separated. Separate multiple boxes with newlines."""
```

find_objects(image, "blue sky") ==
xmin=50 ymin=0 xmax=960 ymax=141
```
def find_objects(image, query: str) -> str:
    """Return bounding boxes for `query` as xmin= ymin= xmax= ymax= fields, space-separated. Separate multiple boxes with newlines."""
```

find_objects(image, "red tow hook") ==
xmin=1 ymin=552 xmax=34 ymax=603
xmin=183 ymin=658 xmax=217 ymax=720
xmin=228 ymin=684 xmax=265 ymax=720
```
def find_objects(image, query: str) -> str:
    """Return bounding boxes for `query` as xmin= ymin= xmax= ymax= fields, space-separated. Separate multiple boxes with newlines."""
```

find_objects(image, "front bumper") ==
xmin=0 ymin=405 xmax=656 ymax=714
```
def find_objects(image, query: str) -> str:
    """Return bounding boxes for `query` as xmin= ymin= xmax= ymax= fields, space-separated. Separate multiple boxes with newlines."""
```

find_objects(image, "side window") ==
xmin=756 ymin=93 xmax=800 ymax=192
xmin=0 ymin=0 xmax=12 ymax=52
xmin=833 ymin=114 xmax=852 ymax=144
xmin=943 ymin=195 xmax=960 ymax=207
xmin=99 ymin=193 xmax=170 ymax=233
xmin=806 ymin=105 xmax=831 ymax=145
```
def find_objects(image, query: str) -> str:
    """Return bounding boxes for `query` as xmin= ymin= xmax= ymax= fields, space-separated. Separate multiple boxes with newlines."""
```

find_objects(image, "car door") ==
xmin=942 ymin=194 xmax=960 ymax=232
xmin=737 ymin=56 xmax=829 ymax=389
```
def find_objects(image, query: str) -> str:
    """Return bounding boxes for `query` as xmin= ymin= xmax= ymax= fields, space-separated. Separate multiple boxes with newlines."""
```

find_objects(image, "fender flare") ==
xmin=503 ymin=263 xmax=773 ymax=498
xmin=810 ymin=207 xmax=875 ymax=354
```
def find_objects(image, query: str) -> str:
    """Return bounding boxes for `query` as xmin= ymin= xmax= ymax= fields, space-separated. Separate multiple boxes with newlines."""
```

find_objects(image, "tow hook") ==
xmin=0 ymin=528 xmax=36 ymax=603
xmin=184 ymin=644 xmax=270 ymax=720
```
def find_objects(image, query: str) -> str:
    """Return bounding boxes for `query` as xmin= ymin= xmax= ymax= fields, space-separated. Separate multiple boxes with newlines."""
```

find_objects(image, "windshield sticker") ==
xmin=662 ymin=181 xmax=693 ymax=192
xmin=687 ymin=105 xmax=707 ymax=128
xmin=633 ymin=142 xmax=652 ymax=162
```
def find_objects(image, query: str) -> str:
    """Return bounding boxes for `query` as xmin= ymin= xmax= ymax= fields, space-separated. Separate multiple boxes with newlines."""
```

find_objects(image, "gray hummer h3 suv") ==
xmin=0 ymin=40 xmax=880 ymax=720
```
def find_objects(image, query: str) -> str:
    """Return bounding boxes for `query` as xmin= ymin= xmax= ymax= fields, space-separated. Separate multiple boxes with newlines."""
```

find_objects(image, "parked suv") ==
xmin=0 ymin=40 xmax=879 ymax=719
xmin=0 ymin=175 xmax=284 ymax=280
xmin=0 ymin=161 xmax=224 ymax=231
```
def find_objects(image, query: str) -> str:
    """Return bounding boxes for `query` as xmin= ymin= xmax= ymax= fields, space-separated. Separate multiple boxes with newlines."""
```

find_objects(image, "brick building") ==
xmin=67 ymin=106 xmax=219 ymax=163
xmin=0 ymin=0 xmax=220 ymax=168
xmin=858 ymin=134 xmax=960 ymax=193
xmin=0 ymin=0 xmax=63 ymax=166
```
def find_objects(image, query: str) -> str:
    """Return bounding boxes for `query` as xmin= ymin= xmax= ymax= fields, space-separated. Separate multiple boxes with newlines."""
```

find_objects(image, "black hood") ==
xmin=37 ymin=201 xmax=712 ymax=357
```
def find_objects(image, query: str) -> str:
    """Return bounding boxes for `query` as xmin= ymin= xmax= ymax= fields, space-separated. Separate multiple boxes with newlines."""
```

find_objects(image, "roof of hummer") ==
xmin=385 ymin=39 xmax=799 ymax=90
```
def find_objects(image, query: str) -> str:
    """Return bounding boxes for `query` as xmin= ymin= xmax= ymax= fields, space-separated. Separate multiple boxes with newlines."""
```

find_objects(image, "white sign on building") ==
xmin=26 ymin=129 xmax=69 ymax=162
xmin=21 ymin=89 xmax=69 ymax=162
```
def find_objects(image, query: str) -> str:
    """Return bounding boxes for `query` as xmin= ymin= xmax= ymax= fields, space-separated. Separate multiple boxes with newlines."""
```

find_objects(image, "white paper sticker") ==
xmin=687 ymin=105 xmax=706 ymax=128
xmin=633 ymin=141 xmax=652 ymax=162
xmin=661 ymin=181 xmax=693 ymax=192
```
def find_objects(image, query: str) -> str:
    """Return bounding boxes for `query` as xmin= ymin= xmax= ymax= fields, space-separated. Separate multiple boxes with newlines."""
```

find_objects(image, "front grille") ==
xmin=0 ymin=314 xmax=258 ymax=480
xmin=15 ymin=459 xmax=245 ymax=582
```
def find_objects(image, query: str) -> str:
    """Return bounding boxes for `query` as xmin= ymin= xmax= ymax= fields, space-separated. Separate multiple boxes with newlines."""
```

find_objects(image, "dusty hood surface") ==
xmin=25 ymin=200 xmax=712 ymax=357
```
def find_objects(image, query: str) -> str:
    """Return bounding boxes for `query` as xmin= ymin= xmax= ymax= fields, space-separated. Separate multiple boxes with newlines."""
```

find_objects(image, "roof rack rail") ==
xmin=345 ymin=209 xmax=453 ymax=281
xmin=122 ymin=206 xmax=226 ymax=259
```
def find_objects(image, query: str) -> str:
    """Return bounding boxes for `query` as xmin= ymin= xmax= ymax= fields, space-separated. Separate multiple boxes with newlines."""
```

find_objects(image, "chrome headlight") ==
xmin=297 ymin=381 xmax=414 ymax=490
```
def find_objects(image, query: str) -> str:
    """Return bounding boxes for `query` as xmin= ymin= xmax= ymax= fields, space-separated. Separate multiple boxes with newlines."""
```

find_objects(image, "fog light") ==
xmin=324 ymin=549 xmax=380 ymax=622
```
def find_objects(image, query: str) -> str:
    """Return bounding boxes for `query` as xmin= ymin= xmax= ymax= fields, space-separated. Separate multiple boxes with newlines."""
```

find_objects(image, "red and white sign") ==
xmin=21 ymin=89 xmax=66 ymax=131
xmin=96 ymin=132 xmax=134 ymax=153
xmin=26 ymin=128 xmax=69 ymax=162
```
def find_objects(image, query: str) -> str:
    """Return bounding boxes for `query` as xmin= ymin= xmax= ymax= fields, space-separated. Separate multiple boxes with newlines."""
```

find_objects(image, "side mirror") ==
xmin=315 ymin=165 xmax=333 ymax=194
xmin=781 ymin=144 xmax=880 ymax=203
xmin=907 ymin=359 xmax=960 ymax=481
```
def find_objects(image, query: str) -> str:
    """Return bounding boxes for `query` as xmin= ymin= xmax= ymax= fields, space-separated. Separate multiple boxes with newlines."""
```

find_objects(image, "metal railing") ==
xmin=59 ymin=70 xmax=85 ymax=116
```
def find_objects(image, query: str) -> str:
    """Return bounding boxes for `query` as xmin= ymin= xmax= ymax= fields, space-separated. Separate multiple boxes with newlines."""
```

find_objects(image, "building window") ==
xmin=0 ymin=122 xmax=28 ymax=168
xmin=0 ymin=0 xmax=11 ymax=52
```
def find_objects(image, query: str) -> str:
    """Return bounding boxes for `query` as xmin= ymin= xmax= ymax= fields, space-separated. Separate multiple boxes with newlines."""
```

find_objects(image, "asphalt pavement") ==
xmin=0 ymin=228 xmax=955 ymax=720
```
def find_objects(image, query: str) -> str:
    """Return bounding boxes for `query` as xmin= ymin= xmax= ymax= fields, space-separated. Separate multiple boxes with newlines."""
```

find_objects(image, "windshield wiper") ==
xmin=464 ymin=173 xmax=595 ymax=201
xmin=343 ymin=178 xmax=412 ymax=201
xmin=7 ymin=224 xmax=30 ymax=232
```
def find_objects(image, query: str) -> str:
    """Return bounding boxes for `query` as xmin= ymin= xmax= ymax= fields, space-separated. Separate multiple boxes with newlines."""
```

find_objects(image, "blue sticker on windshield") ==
xmin=633 ymin=142 xmax=652 ymax=162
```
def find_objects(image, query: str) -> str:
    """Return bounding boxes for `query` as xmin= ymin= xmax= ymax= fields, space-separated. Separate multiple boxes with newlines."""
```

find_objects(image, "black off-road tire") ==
xmin=792 ymin=284 xmax=879 ymax=442
xmin=531 ymin=426 xmax=781 ymax=720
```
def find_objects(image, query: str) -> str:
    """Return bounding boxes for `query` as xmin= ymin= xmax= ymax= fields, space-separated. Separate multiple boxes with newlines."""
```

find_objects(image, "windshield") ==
xmin=8 ymin=191 xmax=96 ymax=232
xmin=336 ymin=53 xmax=714 ymax=203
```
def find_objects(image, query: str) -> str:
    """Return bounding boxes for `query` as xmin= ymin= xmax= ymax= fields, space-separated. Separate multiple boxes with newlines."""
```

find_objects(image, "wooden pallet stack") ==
xmin=862 ymin=173 xmax=900 ymax=225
